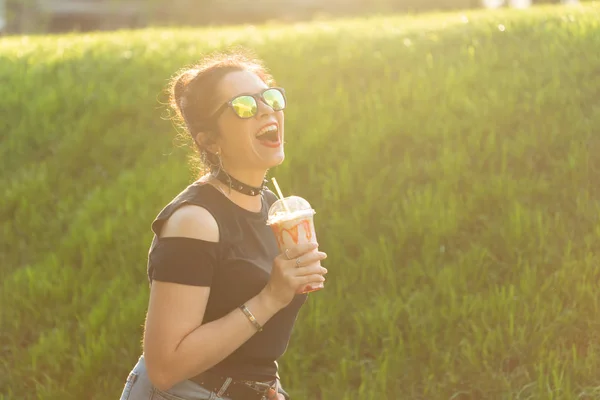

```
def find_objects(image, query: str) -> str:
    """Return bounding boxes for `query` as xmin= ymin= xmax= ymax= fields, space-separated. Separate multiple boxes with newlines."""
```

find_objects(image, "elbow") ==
xmin=154 ymin=380 xmax=175 ymax=393
xmin=145 ymin=356 xmax=175 ymax=392
xmin=150 ymin=374 xmax=174 ymax=393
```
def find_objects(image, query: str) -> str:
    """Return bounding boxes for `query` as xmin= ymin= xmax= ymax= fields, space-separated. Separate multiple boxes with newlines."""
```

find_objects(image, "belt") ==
xmin=190 ymin=370 xmax=282 ymax=400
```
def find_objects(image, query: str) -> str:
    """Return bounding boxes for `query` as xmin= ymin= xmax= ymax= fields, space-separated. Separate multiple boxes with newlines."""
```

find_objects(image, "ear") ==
xmin=194 ymin=131 xmax=220 ymax=155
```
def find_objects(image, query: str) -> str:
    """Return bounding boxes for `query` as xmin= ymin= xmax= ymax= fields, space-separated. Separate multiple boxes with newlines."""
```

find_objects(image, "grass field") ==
xmin=2 ymin=3 xmax=600 ymax=399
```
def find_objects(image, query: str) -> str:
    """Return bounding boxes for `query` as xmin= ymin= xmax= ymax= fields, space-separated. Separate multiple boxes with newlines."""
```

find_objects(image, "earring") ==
xmin=213 ymin=151 xmax=232 ymax=193
xmin=217 ymin=152 xmax=225 ymax=172
xmin=202 ymin=150 xmax=219 ymax=172
xmin=205 ymin=150 xmax=225 ymax=177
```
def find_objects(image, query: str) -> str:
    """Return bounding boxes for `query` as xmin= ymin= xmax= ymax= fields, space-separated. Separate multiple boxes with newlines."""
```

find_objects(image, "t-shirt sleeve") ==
xmin=149 ymin=237 xmax=218 ymax=286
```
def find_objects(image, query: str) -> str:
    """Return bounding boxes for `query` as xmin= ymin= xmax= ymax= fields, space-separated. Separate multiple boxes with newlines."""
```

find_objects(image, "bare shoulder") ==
xmin=159 ymin=204 xmax=219 ymax=242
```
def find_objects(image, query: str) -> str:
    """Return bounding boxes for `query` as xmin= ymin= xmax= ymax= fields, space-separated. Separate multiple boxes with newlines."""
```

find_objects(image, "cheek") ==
xmin=218 ymin=120 xmax=254 ymax=149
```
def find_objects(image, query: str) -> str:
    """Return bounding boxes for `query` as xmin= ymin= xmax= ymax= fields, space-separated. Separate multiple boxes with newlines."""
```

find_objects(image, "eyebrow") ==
xmin=230 ymin=87 xmax=270 ymax=98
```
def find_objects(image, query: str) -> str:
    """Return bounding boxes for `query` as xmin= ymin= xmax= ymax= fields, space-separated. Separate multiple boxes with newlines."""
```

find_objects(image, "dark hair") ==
xmin=168 ymin=49 xmax=276 ymax=175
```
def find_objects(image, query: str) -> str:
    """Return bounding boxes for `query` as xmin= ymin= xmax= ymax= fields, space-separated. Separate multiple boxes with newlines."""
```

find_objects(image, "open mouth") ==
xmin=256 ymin=124 xmax=280 ymax=146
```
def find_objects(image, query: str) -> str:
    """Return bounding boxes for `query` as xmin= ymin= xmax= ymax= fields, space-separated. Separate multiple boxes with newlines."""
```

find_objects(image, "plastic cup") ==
xmin=267 ymin=196 xmax=324 ymax=294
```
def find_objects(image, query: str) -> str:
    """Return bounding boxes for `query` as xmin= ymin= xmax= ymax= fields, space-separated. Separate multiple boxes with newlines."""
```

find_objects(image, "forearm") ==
xmin=159 ymin=291 xmax=281 ymax=388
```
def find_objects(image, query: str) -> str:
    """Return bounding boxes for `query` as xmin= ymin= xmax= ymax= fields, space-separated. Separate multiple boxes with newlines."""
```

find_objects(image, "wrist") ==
xmin=257 ymin=287 xmax=287 ymax=314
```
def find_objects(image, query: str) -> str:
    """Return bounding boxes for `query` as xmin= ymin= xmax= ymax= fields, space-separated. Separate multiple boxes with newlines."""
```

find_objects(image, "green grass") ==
xmin=2 ymin=3 xmax=600 ymax=399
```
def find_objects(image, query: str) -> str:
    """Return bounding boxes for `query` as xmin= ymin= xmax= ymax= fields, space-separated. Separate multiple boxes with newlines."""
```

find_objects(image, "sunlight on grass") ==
xmin=1 ymin=3 xmax=600 ymax=399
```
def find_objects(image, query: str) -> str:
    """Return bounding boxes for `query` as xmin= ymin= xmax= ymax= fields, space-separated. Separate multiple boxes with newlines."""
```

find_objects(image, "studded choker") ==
xmin=213 ymin=169 xmax=267 ymax=196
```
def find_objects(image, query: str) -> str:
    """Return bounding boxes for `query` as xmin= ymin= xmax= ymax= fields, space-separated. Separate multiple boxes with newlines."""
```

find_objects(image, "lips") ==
xmin=256 ymin=122 xmax=278 ymax=135
xmin=258 ymin=135 xmax=281 ymax=148
xmin=260 ymin=138 xmax=281 ymax=148
xmin=256 ymin=122 xmax=281 ymax=148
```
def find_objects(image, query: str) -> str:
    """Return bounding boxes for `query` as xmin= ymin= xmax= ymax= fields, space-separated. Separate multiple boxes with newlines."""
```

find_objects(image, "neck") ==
xmin=205 ymin=166 xmax=268 ymax=213
xmin=217 ymin=166 xmax=267 ymax=189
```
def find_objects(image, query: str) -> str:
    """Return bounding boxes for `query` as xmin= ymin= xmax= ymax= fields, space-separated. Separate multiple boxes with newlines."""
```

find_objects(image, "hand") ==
xmin=266 ymin=381 xmax=287 ymax=400
xmin=266 ymin=391 xmax=286 ymax=400
xmin=261 ymin=242 xmax=328 ymax=310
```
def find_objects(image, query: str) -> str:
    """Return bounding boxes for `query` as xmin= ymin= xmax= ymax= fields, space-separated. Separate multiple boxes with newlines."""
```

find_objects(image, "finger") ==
xmin=290 ymin=251 xmax=327 ymax=268
xmin=279 ymin=242 xmax=318 ymax=260
xmin=282 ymin=248 xmax=293 ymax=260
xmin=295 ymin=264 xmax=328 ymax=276
xmin=300 ymin=274 xmax=326 ymax=284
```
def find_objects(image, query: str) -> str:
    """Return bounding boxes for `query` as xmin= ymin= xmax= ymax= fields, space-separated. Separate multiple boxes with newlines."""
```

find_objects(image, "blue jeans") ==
xmin=118 ymin=355 xmax=232 ymax=400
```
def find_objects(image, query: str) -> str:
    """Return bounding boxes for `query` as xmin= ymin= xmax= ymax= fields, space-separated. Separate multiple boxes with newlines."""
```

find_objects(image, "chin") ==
xmin=268 ymin=152 xmax=285 ymax=168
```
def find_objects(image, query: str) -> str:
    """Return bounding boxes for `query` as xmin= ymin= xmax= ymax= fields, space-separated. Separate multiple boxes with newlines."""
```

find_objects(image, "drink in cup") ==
xmin=267 ymin=196 xmax=324 ymax=294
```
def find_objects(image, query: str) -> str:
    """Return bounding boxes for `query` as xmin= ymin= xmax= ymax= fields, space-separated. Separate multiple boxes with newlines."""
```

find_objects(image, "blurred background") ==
xmin=3 ymin=0 xmax=600 ymax=398
xmin=0 ymin=0 xmax=582 ymax=35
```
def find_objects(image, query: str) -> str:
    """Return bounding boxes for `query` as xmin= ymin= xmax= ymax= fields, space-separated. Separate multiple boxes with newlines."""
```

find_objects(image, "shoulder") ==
xmin=160 ymin=204 xmax=220 ymax=242
xmin=263 ymin=189 xmax=279 ymax=207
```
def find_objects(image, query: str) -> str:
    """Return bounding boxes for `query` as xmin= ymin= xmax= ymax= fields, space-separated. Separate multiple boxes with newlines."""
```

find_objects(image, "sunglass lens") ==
xmin=231 ymin=96 xmax=257 ymax=118
xmin=263 ymin=89 xmax=286 ymax=111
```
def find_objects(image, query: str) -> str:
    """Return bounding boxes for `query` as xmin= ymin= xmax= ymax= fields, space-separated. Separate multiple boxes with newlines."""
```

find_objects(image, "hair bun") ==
xmin=173 ymin=69 xmax=199 ymax=109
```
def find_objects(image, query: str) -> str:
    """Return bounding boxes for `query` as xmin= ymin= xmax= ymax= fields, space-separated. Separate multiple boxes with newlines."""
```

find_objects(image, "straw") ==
xmin=271 ymin=177 xmax=291 ymax=213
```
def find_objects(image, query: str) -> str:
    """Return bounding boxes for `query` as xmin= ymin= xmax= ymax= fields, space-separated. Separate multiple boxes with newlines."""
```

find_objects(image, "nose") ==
xmin=255 ymin=97 xmax=275 ymax=119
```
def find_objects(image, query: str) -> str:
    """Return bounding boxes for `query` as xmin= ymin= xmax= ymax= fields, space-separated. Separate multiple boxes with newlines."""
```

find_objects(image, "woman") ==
xmin=118 ymin=51 xmax=328 ymax=400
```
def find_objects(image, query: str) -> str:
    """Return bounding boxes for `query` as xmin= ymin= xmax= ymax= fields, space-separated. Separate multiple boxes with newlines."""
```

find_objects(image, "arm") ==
xmin=144 ymin=279 xmax=281 ymax=391
xmin=142 ymin=205 xmax=327 ymax=391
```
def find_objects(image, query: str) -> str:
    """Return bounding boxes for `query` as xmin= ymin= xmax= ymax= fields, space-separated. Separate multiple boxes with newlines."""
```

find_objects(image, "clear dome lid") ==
xmin=267 ymin=196 xmax=315 ymax=224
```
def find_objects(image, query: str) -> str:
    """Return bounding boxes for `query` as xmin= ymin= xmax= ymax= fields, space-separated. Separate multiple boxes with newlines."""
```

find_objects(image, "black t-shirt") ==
xmin=146 ymin=181 xmax=308 ymax=382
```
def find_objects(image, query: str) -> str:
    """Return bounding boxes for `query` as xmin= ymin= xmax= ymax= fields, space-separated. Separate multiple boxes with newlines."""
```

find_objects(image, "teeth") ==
xmin=257 ymin=124 xmax=278 ymax=137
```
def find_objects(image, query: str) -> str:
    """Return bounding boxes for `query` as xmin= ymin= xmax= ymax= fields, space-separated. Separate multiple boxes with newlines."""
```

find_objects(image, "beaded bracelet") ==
xmin=239 ymin=304 xmax=263 ymax=332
